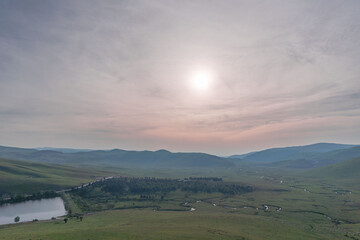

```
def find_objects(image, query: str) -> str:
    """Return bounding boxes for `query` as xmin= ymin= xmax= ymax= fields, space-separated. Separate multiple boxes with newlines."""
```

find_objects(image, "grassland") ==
xmin=1 ymin=160 xmax=360 ymax=239
xmin=0 ymin=157 xmax=113 ymax=194
xmin=0 ymin=207 xmax=353 ymax=240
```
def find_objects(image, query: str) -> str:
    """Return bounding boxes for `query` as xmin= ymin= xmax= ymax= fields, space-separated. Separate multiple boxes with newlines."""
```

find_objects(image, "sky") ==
xmin=0 ymin=0 xmax=360 ymax=155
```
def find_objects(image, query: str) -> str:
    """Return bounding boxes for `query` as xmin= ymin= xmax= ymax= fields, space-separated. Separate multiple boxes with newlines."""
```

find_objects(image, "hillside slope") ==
xmin=230 ymin=143 xmax=357 ymax=163
xmin=0 ymin=146 xmax=234 ymax=168
xmin=269 ymin=146 xmax=360 ymax=169
xmin=304 ymin=157 xmax=360 ymax=183
xmin=0 ymin=157 xmax=110 ymax=194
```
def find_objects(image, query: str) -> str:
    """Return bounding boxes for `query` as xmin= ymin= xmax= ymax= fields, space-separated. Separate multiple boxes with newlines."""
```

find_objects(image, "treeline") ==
xmin=0 ymin=191 xmax=59 ymax=205
xmin=71 ymin=177 xmax=253 ymax=197
xmin=184 ymin=177 xmax=223 ymax=181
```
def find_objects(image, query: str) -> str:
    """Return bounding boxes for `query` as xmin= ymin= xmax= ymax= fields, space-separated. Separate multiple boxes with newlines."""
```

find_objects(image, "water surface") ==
xmin=0 ymin=197 xmax=66 ymax=225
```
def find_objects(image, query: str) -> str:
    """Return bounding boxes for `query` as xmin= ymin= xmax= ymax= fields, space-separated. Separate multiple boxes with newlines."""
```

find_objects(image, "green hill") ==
xmin=229 ymin=143 xmax=357 ymax=163
xmin=0 ymin=157 xmax=110 ymax=194
xmin=269 ymin=146 xmax=360 ymax=169
xmin=0 ymin=146 xmax=234 ymax=169
xmin=305 ymin=157 xmax=360 ymax=180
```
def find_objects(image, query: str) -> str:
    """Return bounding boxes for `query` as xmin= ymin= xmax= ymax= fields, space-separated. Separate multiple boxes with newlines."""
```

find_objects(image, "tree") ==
xmin=14 ymin=216 xmax=20 ymax=223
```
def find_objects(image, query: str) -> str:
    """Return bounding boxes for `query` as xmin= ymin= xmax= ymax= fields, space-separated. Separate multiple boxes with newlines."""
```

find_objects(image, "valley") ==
xmin=0 ymin=143 xmax=360 ymax=239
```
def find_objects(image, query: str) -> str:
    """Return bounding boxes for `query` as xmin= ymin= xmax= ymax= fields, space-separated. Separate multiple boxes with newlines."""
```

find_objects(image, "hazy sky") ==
xmin=0 ymin=0 xmax=360 ymax=155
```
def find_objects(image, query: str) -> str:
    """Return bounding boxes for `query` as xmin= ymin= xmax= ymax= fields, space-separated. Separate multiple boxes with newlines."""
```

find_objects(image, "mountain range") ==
xmin=0 ymin=146 xmax=234 ymax=169
xmin=1 ymin=142 xmax=359 ymax=170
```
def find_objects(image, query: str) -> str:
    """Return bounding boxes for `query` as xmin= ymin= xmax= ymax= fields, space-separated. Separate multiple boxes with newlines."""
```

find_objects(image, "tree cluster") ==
xmin=185 ymin=177 xmax=223 ymax=181
xmin=71 ymin=177 xmax=253 ymax=197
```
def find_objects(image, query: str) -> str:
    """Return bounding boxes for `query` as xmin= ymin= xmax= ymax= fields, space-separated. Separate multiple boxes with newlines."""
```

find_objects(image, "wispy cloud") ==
xmin=0 ymin=0 xmax=359 ymax=154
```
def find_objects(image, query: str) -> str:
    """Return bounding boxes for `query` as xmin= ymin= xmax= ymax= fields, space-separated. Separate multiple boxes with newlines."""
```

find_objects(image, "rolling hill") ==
xmin=304 ymin=156 xmax=360 ymax=182
xmin=268 ymin=146 xmax=360 ymax=169
xmin=229 ymin=143 xmax=357 ymax=163
xmin=0 ymin=157 xmax=111 ymax=194
xmin=0 ymin=146 xmax=234 ymax=169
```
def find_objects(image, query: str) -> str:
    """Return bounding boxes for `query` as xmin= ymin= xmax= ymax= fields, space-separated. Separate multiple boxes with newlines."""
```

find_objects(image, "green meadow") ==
xmin=0 ymin=157 xmax=113 ymax=194
xmin=0 ymin=207 xmax=342 ymax=240
xmin=1 ymin=163 xmax=359 ymax=240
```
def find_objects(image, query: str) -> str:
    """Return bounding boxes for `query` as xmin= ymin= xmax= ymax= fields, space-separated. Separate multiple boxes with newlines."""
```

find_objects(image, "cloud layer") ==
xmin=1 ymin=0 xmax=360 ymax=154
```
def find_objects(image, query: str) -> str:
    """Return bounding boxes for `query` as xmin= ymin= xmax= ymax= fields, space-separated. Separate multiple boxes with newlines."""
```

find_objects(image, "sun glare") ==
xmin=190 ymin=71 xmax=213 ymax=91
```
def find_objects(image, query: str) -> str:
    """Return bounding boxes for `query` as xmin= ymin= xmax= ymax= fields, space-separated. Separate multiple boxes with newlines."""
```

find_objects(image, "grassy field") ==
xmin=0 ymin=207 xmax=352 ymax=240
xmin=1 ymin=161 xmax=360 ymax=239
xmin=0 ymin=158 xmax=113 ymax=194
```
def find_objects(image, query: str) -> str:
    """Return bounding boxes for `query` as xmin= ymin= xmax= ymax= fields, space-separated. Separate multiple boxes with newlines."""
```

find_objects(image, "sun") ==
xmin=190 ymin=71 xmax=213 ymax=91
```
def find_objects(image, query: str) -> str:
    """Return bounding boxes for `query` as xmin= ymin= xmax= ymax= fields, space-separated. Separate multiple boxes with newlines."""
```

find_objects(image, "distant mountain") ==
xmin=228 ymin=152 xmax=257 ymax=159
xmin=230 ymin=143 xmax=357 ymax=163
xmin=0 ymin=146 xmax=234 ymax=169
xmin=36 ymin=147 xmax=94 ymax=153
xmin=269 ymin=146 xmax=360 ymax=169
